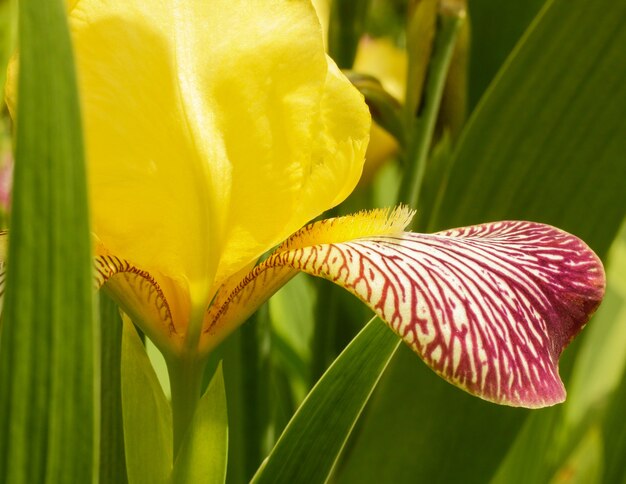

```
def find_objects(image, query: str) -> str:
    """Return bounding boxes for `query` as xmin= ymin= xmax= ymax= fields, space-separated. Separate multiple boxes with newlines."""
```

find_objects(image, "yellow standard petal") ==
xmin=70 ymin=0 xmax=370 ymax=306
xmin=213 ymin=54 xmax=371 ymax=289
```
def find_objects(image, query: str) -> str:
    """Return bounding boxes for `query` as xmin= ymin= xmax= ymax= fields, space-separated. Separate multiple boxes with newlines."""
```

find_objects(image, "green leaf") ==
xmin=121 ymin=318 xmax=172 ymax=484
xmin=552 ymin=426 xmax=603 ymax=484
xmin=602 ymin=356 xmax=626 ymax=484
xmin=172 ymin=364 xmax=228 ymax=484
xmin=251 ymin=317 xmax=399 ymax=484
xmin=0 ymin=0 xmax=96 ymax=481
xmin=337 ymin=0 xmax=626 ymax=481
xmin=100 ymin=293 xmax=128 ymax=484
xmin=328 ymin=0 xmax=370 ymax=69
xmin=492 ymin=406 xmax=565 ymax=483
xmin=433 ymin=1 xmax=626 ymax=253
xmin=467 ymin=0 xmax=546 ymax=108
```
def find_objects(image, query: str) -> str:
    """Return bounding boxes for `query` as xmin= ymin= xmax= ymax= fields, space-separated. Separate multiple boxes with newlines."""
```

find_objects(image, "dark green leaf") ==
xmin=251 ymin=318 xmax=399 ymax=484
xmin=433 ymin=1 xmax=626 ymax=252
xmin=467 ymin=0 xmax=546 ymax=108
xmin=0 ymin=0 xmax=96 ymax=481
xmin=100 ymin=293 xmax=128 ymax=484
xmin=219 ymin=306 xmax=272 ymax=484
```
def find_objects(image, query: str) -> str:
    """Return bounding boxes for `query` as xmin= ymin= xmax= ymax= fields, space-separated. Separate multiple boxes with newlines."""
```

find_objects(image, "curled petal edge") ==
xmin=94 ymin=254 xmax=181 ymax=353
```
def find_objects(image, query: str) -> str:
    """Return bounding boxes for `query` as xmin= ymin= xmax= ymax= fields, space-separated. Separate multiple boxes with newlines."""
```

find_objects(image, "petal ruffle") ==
xmin=213 ymin=53 xmax=370 ymax=287
xmin=203 ymin=213 xmax=605 ymax=407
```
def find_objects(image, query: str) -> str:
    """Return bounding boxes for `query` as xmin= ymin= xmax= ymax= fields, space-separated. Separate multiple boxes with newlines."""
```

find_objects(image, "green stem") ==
xmin=328 ymin=0 xmax=370 ymax=69
xmin=398 ymin=12 xmax=465 ymax=226
xmin=311 ymin=280 xmax=339 ymax=384
xmin=166 ymin=355 xmax=206 ymax=460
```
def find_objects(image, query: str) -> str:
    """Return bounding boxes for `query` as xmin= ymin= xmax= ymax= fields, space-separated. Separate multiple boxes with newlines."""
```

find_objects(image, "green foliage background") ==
xmin=0 ymin=0 xmax=625 ymax=482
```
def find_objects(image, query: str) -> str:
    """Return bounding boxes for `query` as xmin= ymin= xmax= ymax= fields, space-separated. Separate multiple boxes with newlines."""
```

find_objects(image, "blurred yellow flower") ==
xmin=353 ymin=36 xmax=407 ymax=182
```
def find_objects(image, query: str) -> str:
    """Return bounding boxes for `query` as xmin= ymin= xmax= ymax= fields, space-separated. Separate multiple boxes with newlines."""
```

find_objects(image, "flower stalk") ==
xmin=167 ymin=354 xmax=207 ymax=458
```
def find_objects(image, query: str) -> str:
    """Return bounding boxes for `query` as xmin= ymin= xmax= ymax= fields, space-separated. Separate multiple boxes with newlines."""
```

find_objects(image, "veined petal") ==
xmin=94 ymin=243 xmax=189 ymax=356
xmin=203 ymin=212 xmax=605 ymax=407
xmin=0 ymin=231 xmax=186 ymax=354
xmin=202 ymin=207 xmax=414 ymax=350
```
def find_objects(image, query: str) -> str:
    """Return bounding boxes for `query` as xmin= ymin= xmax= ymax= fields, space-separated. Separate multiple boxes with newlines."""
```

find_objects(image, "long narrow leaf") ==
xmin=100 ymin=293 xmax=128 ymax=484
xmin=251 ymin=317 xmax=399 ymax=484
xmin=0 ymin=0 xmax=96 ymax=481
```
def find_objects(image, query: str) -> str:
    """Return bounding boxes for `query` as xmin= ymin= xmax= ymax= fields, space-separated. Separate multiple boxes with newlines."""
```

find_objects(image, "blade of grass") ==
xmin=100 ymin=293 xmax=128 ymax=484
xmin=251 ymin=318 xmax=400 ymax=484
xmin=0 ymin=0 xmax=97 ymax=481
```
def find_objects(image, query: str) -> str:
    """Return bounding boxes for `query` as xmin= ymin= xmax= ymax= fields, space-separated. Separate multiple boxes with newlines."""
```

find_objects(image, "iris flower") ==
xmin=3 ymin=0 xmax=604 ymax=441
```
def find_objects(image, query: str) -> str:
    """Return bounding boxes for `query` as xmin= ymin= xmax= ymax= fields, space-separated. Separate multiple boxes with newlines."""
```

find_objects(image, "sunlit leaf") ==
xmin=172 ymin=364 xmax=228 ymax=484
xmin=121 ymin=318 xmax=172 ymax=484
xmin=0 ymin=0 xmax=95 ymax=481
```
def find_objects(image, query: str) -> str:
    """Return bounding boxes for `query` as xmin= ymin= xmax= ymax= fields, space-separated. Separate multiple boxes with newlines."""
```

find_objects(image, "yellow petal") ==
xmin=65 ymin=0 xmax=370 ymax=309
xmin=69 ymin=0 xmax=223 ymax=311
xmin=354 ymin=37 xmax=407 ymax=103
xmin=311 ymin=0 xmax=331 ymax=50
xmin=5 ymin=1 xmax=370 ymax=346
xmin=213 ymin=54 xmax=370 ymax=288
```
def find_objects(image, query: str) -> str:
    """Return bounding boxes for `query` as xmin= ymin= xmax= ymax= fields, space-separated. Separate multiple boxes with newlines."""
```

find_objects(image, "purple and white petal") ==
xmin=205 ymin=220 xmax=605 ymax=407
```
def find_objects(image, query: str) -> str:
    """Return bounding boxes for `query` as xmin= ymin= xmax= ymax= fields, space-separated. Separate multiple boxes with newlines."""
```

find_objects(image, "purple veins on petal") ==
xmin=302 ymin=220 xmax=604 ymax=407
xmin=204 ymin=216 xmax=605 ymax=408
xmin=374 ymin=220 xmax=605 ymax=407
